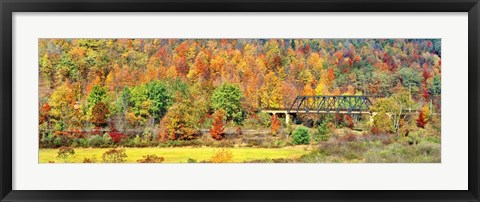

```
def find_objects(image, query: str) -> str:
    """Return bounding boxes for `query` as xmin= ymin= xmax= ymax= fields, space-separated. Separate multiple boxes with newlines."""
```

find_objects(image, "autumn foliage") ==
xmin=91 ymin=102 xmax=109 ymax=127
xmin=102 ymin=148 xmax=127 ymax=163
xmin=270 ymin=114 xmax=281 ymax=135
xmin=210 ymin=148 xmax=233 ymax=163
xmin=344 ymin=115 xmax=354 ymax=129
xmin=417 ymin=105 xmax=430 ymax=128
xmin=108 ymin=121 xmax=127 ymax=143
xmin=38 ymin=38 xmax=441 ymax=150
xmin=39 ymin=103 xmax=51 ymax=124
xmin=109 ymin=131 xmax=127 ymax=143
xmin=137 ymin=155 xmax=165 ymax=163
xmin=210 ymin=109 xmax=226 ymax=140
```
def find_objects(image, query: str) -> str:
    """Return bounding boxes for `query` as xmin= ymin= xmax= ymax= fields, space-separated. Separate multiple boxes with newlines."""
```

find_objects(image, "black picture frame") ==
xmin=1 ymin=0 xmax=479 ymax=201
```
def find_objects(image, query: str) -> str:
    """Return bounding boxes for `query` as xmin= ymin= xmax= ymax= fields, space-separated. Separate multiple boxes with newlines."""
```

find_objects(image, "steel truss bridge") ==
xmin=260 ymin=95 xmax=374 ymax=124
xmin=288 ymin=95 xmax=373 ymax=114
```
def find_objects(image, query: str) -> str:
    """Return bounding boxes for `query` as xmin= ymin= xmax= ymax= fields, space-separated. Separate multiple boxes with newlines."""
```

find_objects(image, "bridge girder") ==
xmin=288 ymin=95 xmax=373 ymax=114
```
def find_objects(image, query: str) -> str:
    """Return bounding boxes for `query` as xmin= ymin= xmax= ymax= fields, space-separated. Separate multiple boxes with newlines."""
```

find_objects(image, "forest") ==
xmin=39 ymin=39 xmax=441 ymax=163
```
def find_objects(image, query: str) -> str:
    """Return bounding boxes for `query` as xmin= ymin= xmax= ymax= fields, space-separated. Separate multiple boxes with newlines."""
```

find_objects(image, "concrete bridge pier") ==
xmin=263 ymin=110 xmax=292 ymax=125
xmin=272 ymin=112 xmax=292 ymax=125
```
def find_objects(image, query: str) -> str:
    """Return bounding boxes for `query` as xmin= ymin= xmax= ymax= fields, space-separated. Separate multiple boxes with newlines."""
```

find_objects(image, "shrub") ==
xmin=285 ymin=124 xmax=295 ymax=136
xmin=423 ymin=135 xmax=441 ymax=144
xmin=168 ymin=140 xmax=202 ymax=147
xmin=372 ymin=112 xmax=392 ymax=133
xmin=236 ymin=126 xmax=243 ymax=136
xmin=257 ymin=112 xmax=272 ymax=127
xmin=88 ymin=135 xmax=104 ymax=147
xmin=109 ymin=131 xmax=128 ymax=143
xmin=137 ymin=155 xmax=165 ymax=163
xmin=292 ymin=126 xmax=310 ymax=145
xmin=40 ymin=133 xmax=55 ymax=148
xmin=243 ymin=113 xmax=270 ymax=128
xmin=102 ymin=148 xmax=128 ymax=163
xmin=187 ymin=158 xmax=197 ymax=163
xmin=403 ymin=128 xmax=433 ymax=145
xmin=142 ymin=128 xmax=154 ymax=142
xmin=363 ymin=142 xmax=440 ymax=163
xmin=313 ymin=121 xmax=330 ymax=142
xmin=267 ymin=140 xmax=287 ymax=148
xmin=53 ymin=136 xmax=63 ymax=147
xmin=159 ymin=140 xmax=190 ymax=147
xmin=338 ymin=133 xmax=358 ymax=143
xmin=57 ymin=146 xmax=75 ymax=162
xmin=52 ymin=135 xmax=71 ymax=148
xmin=114 ymin=137 xmax=131 ymax=147
xmin=210 ymin=148 xmax=233 ymax=163
xmin=133 ymin=135 xmax=142 ymax=146
xmin=102 ymin=133 xmax=113 ymax=146
xmin=70 ymin=139 xmax=80 ymax=148
xmin=83 ymin=156 xmax=97 ymax=163
xmin=77 ymin=138 xmax=89 ymax=148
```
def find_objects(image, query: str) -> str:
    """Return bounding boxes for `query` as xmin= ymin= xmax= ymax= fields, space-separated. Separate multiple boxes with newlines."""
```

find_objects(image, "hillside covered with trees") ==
xmin=39 ymin=39 xmax=441 ymax=163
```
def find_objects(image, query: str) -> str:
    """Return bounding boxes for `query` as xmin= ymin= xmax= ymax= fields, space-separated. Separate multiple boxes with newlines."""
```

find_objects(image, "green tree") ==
xmin=292 ymin=126 xmax=310 ymax=145
xmin=146 ymin=81 xmax=173 ymax=122
xmin=129 ymin=85 xmax=150 ymax=118
xmin=113 ymin=87 xmax=132 ymax=129
xmin=314 ymin=120 xmax=330 ymax=142
xmin=427 ymin=75 xmax=441 ymax=96
xmin=86 ymin=85 xmax=109 ymax=119
xmin=397 ymin=67 xmax=421 ymax=95
xmin=55 ymin=54 xmax=80 ymax=83
xmin=116 ymin=87 xmax=132 ymax=115
xmin=398 ymin=67 xmax=421 ymax=87
xmin=211 ymin=83 xmax=243 ymax=123
xmin=39 ymin=53 xmax=54 ymax=87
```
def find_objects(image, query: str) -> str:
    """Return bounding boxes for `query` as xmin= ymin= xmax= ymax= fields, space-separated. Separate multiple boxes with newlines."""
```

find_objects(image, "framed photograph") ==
xmin=1 ymin=0 xmax=479 ymax=201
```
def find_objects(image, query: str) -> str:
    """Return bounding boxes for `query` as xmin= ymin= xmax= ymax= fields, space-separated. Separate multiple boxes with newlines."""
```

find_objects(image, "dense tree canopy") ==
xmin=211 ymin=83 xmax=243 ymax=123
xmin=39 ymin=39 xmax=441 ymax=135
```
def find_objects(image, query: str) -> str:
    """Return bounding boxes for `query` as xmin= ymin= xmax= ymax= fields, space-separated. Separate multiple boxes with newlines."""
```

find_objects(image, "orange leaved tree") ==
xmin=271 ymin=114 xmax=281 ymax=135
xmin=210 ymin=109 xmax=226 ymax=140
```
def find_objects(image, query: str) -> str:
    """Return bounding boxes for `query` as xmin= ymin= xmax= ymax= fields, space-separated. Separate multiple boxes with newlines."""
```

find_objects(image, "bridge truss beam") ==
xmin=288 ymin=95 xmax=373 ymax=114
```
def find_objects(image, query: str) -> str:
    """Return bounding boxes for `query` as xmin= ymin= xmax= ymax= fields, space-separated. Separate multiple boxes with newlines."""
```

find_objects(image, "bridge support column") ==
xmin=370 ymin=112 xmax=377 ymax=125
xmin=285 ymin=113 xmax=290 ymax=125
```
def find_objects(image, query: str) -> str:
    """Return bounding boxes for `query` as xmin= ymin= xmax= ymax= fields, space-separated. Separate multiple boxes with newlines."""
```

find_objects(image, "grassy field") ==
xmin=39 ymin=146 xmax=312 ymax=163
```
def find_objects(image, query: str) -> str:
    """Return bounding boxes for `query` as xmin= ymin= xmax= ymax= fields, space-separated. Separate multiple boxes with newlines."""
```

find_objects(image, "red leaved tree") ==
xmin=39 ymin=103 xmax=51 ymax=124
xmin=108 ymin=120 xmax=127 ymax=143
xmin=421 ymin=84 xmax=430 ymax=101
xmin=417 ymin=110 xmax=427 ymax=128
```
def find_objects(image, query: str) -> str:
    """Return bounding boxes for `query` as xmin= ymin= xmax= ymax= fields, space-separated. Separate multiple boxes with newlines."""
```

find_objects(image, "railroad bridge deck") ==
xmin=261 ymin=95 xmax=374 ymax=124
